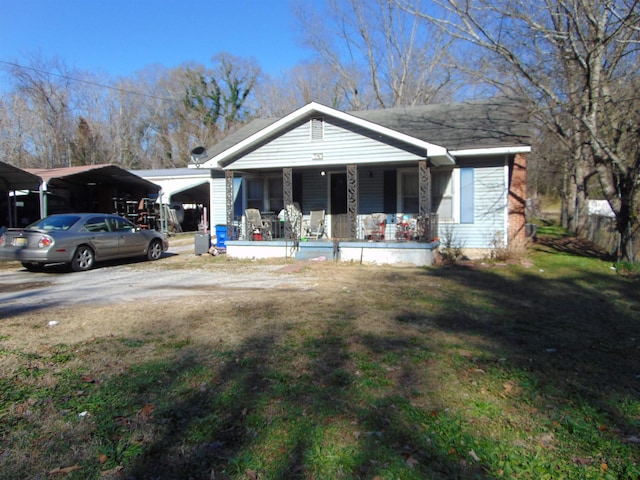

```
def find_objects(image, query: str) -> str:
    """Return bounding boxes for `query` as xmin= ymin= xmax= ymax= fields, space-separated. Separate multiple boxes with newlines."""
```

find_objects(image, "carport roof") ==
xmin=27 ymin=164 xmax=160 ymax=191
xmin=0 ymin=161 xmax=42 ymax=191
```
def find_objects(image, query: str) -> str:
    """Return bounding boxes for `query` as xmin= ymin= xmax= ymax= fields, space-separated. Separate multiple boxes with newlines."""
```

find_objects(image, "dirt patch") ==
xmin=0 ymin=281 xmax=51 ymax=293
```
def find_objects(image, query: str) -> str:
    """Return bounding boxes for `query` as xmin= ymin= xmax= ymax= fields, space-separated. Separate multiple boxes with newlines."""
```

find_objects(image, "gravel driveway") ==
xmin=0 ymin=243 xmax=316 ymax=317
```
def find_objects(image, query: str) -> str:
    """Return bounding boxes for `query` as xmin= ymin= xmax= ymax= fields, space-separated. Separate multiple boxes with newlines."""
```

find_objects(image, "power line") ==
xmin=0 ymin=60 xmax=183 ymax=103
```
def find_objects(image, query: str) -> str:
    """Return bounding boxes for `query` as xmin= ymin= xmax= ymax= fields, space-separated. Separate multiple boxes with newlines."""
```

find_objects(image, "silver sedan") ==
xmin=0 ymin=213 xmax=169 ymax=272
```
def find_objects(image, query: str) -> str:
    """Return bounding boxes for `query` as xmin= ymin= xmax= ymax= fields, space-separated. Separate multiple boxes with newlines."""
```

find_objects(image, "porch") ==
xmin=225 ymin=239 xmax=440 ymax=267
xmin=223 ymin=211 xmax=440 ymax=267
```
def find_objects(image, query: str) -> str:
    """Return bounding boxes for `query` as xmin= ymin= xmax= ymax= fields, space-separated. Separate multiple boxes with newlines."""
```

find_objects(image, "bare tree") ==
xmin=408 ymin=0 xmax=640 ymax=261
xmin=5 ymin=56 xmax=76 ymax=168
xmin=295 ymin=0 xmax=459 ymax=109
xmin=0 ymin=53 xmax=263 ymax=170
xmin=254 ymin=61 xmax=347 ymax=117
xmin=0 ymin=93 xmax=38 ymax=168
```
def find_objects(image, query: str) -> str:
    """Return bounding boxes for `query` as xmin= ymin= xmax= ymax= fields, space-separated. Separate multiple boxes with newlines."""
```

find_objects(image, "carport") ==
xmin=0 ymin=161 xmax=42 ymax=228
xmin=27 ymin=164 xmax=161 ymax=219
xmin=132 ymin=168 xmax=221 ymax=232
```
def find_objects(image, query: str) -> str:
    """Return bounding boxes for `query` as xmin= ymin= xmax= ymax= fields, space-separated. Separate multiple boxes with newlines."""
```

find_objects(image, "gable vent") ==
xmin=311 ymin=117 xmax=324 ymax=141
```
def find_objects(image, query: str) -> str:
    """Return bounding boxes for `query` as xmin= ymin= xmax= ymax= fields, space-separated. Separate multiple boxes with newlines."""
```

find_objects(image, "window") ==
xmin=246 ymin=179 xmax=264 ymax=210
xmin=432 ymin=170 xmax=453 ymax=221
xmin=399 ymin=168 xmax=454 ymax=221
xmin=83 ymin=216 xmax=109 ymax=233
xmin=108 ymin=216 xmax=135 ymax=232
xmin=401 ymin=172 xmax=419 ymax=213
xmin=245 ymin=177 xmax=284 ymax=212
xmin=268 ymin=177 xmax=283 ymax=213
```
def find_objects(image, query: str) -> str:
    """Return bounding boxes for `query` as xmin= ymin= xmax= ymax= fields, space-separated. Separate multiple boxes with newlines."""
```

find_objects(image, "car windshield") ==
xmin=27 ymin=215 xmax=82 ymax=231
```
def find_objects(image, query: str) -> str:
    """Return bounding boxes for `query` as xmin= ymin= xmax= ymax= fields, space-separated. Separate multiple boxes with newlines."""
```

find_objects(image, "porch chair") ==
xmin=363 ymin=213 xmax=386 ymax=241
xmin=304 ymin=209 xmax=325 ymax=240
xmin=245 ymin=208 xmax=272 ymax=240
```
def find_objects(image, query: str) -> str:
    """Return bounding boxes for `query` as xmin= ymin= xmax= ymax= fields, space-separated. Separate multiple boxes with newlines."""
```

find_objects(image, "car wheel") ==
xmin=147 ymin=239 xmax=163 ymax=261
xmin=70 ymin=245 xmax=95 ymax=272
xmin=21 ymin=261 xmax=45 ymax=272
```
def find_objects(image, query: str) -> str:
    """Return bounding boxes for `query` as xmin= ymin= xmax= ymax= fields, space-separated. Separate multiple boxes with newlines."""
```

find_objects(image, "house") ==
xmin=192 ymin=98 xmax=530 ymax=266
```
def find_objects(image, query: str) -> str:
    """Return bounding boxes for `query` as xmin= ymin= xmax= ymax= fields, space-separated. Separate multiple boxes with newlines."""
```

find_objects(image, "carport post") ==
xmin=158 ymin=191 xmax=166 ymax=234
xmin=39 ymin=181 xmax=48 ymax=219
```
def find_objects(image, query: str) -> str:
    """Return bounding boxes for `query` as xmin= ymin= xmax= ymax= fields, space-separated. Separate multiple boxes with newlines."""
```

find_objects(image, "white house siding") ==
xmin=227 ymin=116 xmax=426 ymax=170
xmin=211 ymin=178 xmax=227 ymax=226
xmin=447 ymin=165 xmax=507 ymax=249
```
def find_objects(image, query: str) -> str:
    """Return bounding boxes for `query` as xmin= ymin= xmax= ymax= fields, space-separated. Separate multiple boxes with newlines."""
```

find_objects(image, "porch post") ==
xmin=347 ymin=164 xmax=358 ymax=239
xmin=282 ymin=167 xmax=294 ymax=240
xmin=418 ymin=160 xmax=432 ymax=242
xmin=225 ymin=170 xmax=235 ymax=239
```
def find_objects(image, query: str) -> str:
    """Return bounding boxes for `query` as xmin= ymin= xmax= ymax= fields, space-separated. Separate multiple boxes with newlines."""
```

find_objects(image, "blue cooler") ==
xmin=215 ymin=225 xmax=227 ymax=248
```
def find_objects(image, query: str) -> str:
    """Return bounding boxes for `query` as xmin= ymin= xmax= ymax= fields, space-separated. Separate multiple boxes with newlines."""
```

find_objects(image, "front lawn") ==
xmin=1 ymin=229 xmax=639 ymax=479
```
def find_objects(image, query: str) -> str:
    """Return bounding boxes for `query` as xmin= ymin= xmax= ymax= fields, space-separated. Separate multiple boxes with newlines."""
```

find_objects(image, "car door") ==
xmin=82 ymin=215 xmax=119 ymax=259
xmin=107 ymin=215 xmax=147 ymax=257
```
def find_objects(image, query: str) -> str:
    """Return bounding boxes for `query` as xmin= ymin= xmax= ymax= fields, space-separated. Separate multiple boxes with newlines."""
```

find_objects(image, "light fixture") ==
xmin=320 ymin=171 xmax=326 ymax=176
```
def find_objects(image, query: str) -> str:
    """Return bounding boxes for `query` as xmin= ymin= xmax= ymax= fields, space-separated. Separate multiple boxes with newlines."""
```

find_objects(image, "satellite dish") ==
xmin=190 ymin=146 xmax=207 ymax=167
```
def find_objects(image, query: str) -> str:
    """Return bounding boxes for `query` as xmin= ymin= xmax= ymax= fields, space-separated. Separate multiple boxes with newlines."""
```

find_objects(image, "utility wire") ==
xmin=0 ymin=59 xmax=183 ymax=103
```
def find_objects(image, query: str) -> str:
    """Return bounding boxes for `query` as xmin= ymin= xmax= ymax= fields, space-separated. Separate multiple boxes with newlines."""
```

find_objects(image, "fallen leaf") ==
xmin=138 ymin=403 xmax=154 ymax=419
xmin=572 ymin=456 xmax=594 ymax=466
xmin=246 ymin=470 xmax=257 ymax=480
xmin=98 ymin=454 xmax=108 ymax=464
xmin=49 ymin=464 xmax=82 ymax=474
xmin=405 ymin=455 xmax=419 ymax=467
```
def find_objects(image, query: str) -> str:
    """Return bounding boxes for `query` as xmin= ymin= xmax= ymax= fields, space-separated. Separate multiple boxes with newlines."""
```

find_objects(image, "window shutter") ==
xmin=460 ymin=168 xmax=474 ymax=224
xmin=383 ymin=170 xmax=397 ymax=213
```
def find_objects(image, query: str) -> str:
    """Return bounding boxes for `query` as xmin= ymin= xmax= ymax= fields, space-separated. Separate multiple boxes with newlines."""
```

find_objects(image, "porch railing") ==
xmin=236 ymin=212 xmax=439 ymax=243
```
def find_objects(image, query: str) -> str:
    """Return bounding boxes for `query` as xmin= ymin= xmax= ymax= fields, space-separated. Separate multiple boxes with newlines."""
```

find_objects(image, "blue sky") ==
xmin=0 ymin=0 xmax=311 ymax=82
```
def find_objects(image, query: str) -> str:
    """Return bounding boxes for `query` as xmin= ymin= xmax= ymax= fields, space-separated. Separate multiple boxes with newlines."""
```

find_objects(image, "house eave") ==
xmin=449 ymin=146 xmax=531 ymax=157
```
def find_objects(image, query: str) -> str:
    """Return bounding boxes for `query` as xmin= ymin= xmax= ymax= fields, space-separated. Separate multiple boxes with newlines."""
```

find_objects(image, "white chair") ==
xmin=304 ymin=210 xmax=325 ymax=239
xmin=245 ymin=208 xmax=272 ymax=240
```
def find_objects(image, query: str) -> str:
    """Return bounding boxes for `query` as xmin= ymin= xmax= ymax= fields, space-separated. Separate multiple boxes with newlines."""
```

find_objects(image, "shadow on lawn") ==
xmin=29 ymin=259 xmax=638 ymax=479
xmin=87 ymin=316 xmax=491 ymax=479
xmin=113 ymin=328 xmax=482 ymax=479
xmin=423 ymin=263 xmax=640 ymax=440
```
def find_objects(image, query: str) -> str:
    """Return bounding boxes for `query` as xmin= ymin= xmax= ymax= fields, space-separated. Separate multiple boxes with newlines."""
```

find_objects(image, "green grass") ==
xmin=1 ymin=226 xmax=639 ymax=479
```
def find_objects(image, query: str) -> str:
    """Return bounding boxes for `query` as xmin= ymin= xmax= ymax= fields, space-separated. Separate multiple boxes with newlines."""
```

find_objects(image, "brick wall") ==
xmin=508 ymin=153 xmax=527 ymax=248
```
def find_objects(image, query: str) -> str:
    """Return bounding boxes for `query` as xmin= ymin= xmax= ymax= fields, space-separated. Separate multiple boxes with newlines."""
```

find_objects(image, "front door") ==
xmin=330 ymin=173 xmax=349 ymax=238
